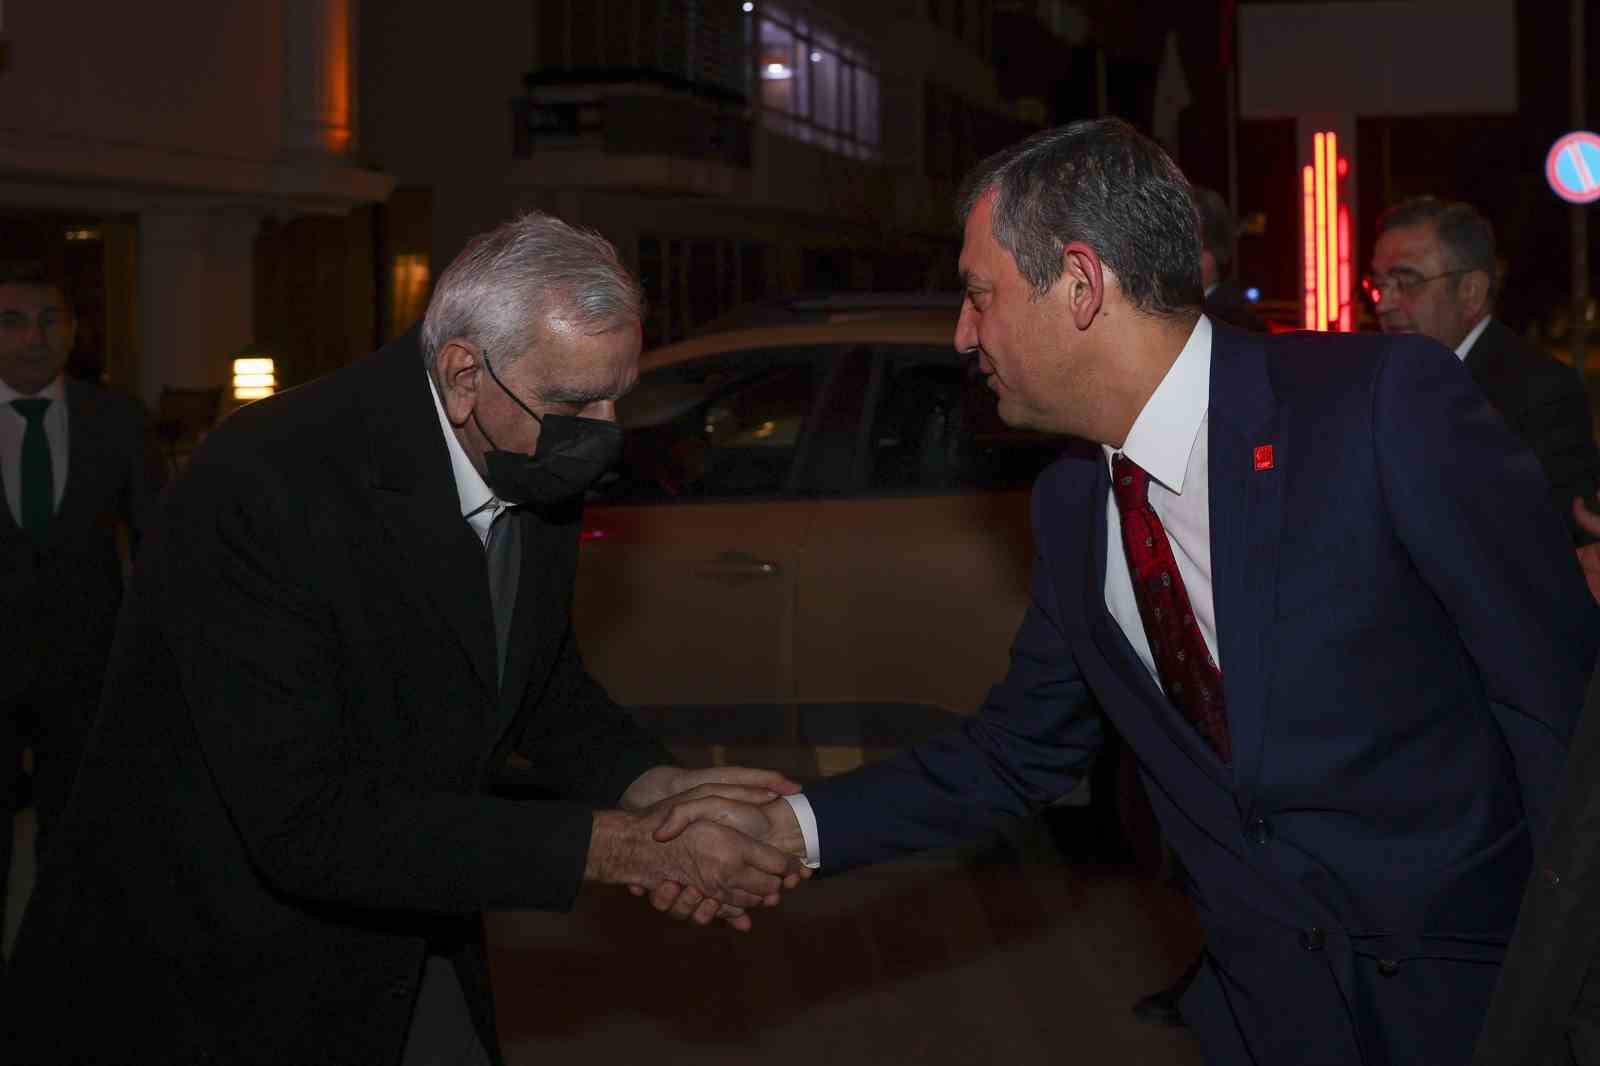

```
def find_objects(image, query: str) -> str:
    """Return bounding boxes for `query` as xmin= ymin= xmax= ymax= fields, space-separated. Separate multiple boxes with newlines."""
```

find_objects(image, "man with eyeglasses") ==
xmin=0 ymin=259 xmax=166 ymax=975
xmin=1368 ymin=196 xmax=1599 ymax=546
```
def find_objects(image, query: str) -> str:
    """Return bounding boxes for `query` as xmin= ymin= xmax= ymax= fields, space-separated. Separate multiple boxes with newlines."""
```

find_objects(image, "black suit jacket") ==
xmin=3 ymin=334 xmax=672 ymax=1065
xmin=1 ymin=379 xmax=164 ymax=709
xmin=1464 ymin=318 xmax=1600 ymax=544
xmin=1473 ymin=660 xmax=1600 ymax=1066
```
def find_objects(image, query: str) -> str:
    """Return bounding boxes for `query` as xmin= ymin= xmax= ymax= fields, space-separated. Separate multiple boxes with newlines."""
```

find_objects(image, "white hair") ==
xmin=420 ymin=210 xmax=643 ymax=368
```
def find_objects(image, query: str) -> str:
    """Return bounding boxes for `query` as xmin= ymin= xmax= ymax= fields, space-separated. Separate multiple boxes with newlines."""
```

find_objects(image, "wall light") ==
xmin=232 ymin=356 xmax=277 ymax=401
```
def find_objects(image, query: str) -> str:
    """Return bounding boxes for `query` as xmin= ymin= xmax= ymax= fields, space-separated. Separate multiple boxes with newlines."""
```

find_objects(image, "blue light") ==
xmin=1245 ymin=287 xmax=1261 ymax=303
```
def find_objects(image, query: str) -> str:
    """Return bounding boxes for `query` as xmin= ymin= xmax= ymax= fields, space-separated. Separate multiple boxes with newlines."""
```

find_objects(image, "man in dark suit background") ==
xmin=654 ymin=119 xmax=1598 ymax=1064
xmin=1473 ymin=502 xmax=1600 ymax=1066
xmin=2 ymin=212 xmax=806 ymax=1064
xmin=0 ymin=260 xmax=165 ymax=967
xmin=1368 ymin=196 xmax=1600 ymax=546
xmin=1193 ymin=185 xmax=1268 ymax=334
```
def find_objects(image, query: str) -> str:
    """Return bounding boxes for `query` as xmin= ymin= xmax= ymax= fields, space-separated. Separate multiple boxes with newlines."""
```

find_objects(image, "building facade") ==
xmin=0 ymin=0 xmax=392 ymax=406
xmin=362 ymin=0 xmax=1038 ymax=347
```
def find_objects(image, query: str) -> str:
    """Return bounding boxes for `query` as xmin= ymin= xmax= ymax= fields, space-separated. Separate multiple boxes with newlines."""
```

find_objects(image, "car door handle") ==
xmin=696 ymin=551 xmax=782 ymax=585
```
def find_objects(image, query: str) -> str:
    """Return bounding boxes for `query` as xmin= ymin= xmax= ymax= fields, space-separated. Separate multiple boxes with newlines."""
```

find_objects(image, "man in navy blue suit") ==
xmin=654 ymin=118 xmax=1598 ymax=1064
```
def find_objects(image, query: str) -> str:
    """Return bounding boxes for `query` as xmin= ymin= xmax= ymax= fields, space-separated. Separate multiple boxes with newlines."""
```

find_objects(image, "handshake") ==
xmin=584 ymin=765 xmax=812 ymax=931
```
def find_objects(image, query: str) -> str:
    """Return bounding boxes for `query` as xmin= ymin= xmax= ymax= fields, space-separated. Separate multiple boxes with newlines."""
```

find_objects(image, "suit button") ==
xmin=1377 ymin=958 xmax=1400 ymax=977
xmin=1247 ymin=817 xmax=1270 ymax=845
xmin=1300 ymin=927 xmax=1325 ymax=951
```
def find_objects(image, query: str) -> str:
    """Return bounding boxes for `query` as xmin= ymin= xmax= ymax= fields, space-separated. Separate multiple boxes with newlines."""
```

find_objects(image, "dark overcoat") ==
xmin=3 ymin=332 xmax=671 ymax=1064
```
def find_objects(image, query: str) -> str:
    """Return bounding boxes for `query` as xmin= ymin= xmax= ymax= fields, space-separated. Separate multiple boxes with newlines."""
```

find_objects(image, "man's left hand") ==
xmin=620 ymin=765 xmax=802 ymax=811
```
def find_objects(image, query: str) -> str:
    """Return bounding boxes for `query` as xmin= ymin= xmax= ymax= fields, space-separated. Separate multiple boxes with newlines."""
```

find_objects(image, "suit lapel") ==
xmin=494 ymin=509 xmax=564 ymax=726
xmin=1207 ymin=327 xmax=1285 ymax=814
xmin=48 ymin=381 xmax=115 ymax=541
xmin=362 ymin=333 xmax=499 ymax=699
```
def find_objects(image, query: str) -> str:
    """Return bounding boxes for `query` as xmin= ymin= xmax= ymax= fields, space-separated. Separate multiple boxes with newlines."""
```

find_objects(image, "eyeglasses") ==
xmin=1360 ymin=269 xmax=1471 ymax=306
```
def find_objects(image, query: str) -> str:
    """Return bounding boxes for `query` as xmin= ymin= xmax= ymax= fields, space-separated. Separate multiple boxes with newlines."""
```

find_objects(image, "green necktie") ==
xmin=11 ymin=396 xmax=53 ymax=532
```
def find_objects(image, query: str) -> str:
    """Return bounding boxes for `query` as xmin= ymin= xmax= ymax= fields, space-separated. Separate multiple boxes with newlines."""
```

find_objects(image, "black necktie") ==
xmin=11 ymin=397 xmax=53 ymax=533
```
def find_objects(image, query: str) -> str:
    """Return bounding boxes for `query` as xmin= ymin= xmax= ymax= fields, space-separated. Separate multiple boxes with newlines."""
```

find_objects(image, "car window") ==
xmin=868 ymin=345 xmax=1064 ymax=493
xmin=590 ymin=346 xmax=824 ymax=503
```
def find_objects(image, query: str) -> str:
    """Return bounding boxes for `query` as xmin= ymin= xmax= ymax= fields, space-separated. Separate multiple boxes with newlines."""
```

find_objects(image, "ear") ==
xmin=1458 ymin=269 xmax=1492 ymax=319
xmin=1059 ymin=242 xmax=1105 ymax=330
xmin=434 ymin=339 xmax=482 ymax=426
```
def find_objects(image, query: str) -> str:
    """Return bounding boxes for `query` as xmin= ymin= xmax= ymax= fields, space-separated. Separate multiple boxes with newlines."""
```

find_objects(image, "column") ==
xmin=136 ymin=211 xmax=259 ymax=407
xmin=282 ymin=0 xmax=356 ymax=158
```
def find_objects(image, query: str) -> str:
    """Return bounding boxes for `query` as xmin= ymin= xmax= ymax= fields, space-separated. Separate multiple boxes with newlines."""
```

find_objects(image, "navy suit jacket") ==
xmin=805 ymin=323 xmax=1599 ymax=1065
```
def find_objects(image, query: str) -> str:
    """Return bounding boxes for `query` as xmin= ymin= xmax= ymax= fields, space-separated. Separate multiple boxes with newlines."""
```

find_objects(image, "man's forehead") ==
xmin=0 ymin=283 xmax=66 ymax=310
xmin=540 ymin=321 xmax=639 ymax=388
xmin=1373 ymin=223 xmax=1441 ymax=267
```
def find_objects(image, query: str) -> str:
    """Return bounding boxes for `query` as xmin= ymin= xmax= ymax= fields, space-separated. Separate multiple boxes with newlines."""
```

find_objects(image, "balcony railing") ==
xmin=513 ymin=73 xmax=751 ymax=169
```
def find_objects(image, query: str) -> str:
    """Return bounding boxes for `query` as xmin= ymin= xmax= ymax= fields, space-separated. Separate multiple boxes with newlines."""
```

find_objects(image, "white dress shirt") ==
xmin=785 ymin=316 xmax=1221 ymax=867
xmin=1454 ymin=315 xmax=1491 ymax=362
xmin=0 ymin=373 xmax=70 ymax=525
xmin=426 ymin=374 xmax=505 ymax=544
xmin=1102 ymin=314 xmax=1221 ymax=683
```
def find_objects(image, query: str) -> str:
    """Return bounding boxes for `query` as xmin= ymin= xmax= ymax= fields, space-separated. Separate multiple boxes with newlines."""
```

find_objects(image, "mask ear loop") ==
xmin=473 ymin=348 xmax=544 ymax=450
xmin=482 ymin=349 xmax=545 ymax=422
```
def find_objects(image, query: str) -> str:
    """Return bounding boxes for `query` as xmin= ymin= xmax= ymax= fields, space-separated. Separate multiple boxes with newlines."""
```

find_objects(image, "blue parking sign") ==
xmin=1547 ymin=131 xmax=1600 ymax=205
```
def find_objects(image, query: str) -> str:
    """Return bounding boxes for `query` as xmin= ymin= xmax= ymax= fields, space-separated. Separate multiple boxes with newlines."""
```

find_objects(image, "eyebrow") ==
xmin=543 ymin=377 xmax=634 ymax=405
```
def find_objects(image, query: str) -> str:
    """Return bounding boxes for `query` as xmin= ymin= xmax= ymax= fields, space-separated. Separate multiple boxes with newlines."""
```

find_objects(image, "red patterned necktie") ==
xmin=1111 ymin=454 xmax=1230 ymax=764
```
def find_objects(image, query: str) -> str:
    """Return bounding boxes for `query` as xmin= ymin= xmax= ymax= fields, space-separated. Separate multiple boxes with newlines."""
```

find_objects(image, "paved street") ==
xmin=8 ymin=806 xmax=1206 ymax=1065
xmin=490 ymin=827 xmax=1205 ymax=1066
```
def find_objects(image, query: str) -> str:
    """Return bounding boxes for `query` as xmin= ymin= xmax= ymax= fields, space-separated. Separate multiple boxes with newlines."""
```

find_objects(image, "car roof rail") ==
xmin=689 ymin=291 xmax=961 ymax=336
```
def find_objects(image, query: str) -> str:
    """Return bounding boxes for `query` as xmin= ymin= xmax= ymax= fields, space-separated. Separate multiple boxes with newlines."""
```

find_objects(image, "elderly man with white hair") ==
xmin=3 ymin=211 xmax=806 ymax=1066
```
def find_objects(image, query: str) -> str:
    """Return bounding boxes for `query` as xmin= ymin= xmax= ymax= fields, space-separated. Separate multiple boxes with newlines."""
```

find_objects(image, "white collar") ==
xmin=1103 ymin=315 xmax=1212 ymax=494
xmin=426 ymin=372 xmax=504 ymax=539
xmin=1455 ymin=315 xmax=1492 ymax=361
xmin=0 ymin=373 xmax=66 ymax=406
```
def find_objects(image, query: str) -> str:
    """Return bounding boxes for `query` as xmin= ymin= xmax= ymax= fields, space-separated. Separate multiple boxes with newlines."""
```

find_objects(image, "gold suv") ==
xmin=575 ymin=296 xmax=1067 ymax=773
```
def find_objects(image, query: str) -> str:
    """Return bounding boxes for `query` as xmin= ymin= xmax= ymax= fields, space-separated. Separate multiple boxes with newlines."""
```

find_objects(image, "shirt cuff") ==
xmin=781 ymin=793 xmax=822 ymax=869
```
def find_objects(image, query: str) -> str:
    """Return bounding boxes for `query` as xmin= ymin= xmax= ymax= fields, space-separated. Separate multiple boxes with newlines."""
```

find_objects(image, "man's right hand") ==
xmin=641 ymin=796 xmax=809 ymax=925
xmin=584 ymin=794 xmax=805 ymax=931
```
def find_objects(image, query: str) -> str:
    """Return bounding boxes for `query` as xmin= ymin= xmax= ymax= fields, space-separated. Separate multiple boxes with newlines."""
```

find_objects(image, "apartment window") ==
xmin=747 ymin=3 xmax=880 ymax=160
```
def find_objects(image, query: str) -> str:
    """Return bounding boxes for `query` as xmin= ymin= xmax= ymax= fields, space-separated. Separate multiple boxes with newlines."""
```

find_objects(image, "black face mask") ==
xmin=471 ymin=355 xmax=624 ymax=508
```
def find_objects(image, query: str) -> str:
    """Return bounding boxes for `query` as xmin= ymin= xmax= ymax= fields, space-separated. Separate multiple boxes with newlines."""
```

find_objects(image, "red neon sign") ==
xmin=1302 ymin=133 xmax=1352 ymax=333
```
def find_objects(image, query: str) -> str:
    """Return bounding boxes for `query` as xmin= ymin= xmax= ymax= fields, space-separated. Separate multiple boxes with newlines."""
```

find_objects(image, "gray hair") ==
xmin=956 ymin=117 xmax=1203 ymax=316
xmin=420 ymin=210 xmax=643 ymax=368
xmin=1376 ymin=196 xmax=1498 ymax=302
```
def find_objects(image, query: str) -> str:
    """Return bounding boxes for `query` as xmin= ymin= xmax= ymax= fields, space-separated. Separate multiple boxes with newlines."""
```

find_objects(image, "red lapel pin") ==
xmin=1253 ymin=444 xmax=1275 ymax=471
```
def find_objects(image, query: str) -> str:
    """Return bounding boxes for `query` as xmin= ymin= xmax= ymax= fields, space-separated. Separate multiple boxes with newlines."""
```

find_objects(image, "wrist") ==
xmin=763 ymin=798 xmax=806 ymax=857
xmin=585 ymin=809 xmax=641 ymax=886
